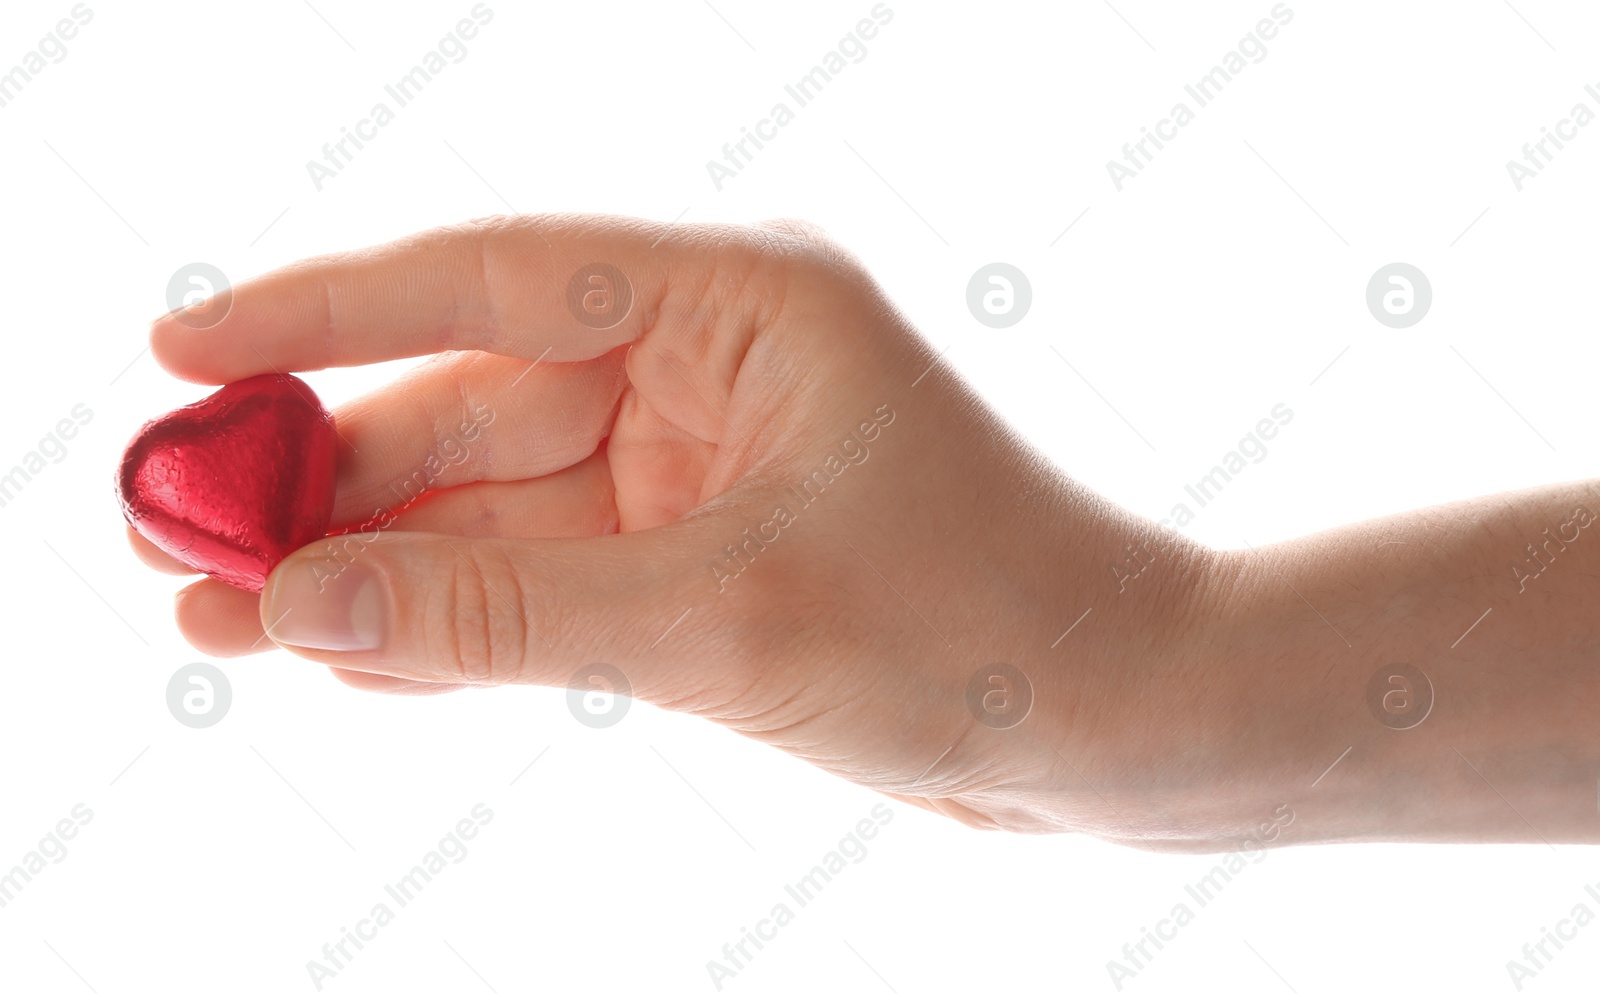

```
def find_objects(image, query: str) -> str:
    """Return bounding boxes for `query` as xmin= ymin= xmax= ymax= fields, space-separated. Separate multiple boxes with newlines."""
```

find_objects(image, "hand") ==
xmin=137 ymin=215 xmax=1225 ymax=836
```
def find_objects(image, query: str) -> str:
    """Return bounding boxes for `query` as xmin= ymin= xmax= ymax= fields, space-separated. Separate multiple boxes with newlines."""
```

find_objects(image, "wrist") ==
xmin=1001 ymin=486 xmax=1248 ymax=842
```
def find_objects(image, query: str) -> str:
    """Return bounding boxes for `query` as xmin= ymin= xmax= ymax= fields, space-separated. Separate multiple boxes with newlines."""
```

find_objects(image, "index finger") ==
xmin=150 ymin=214 xmax=703 ymax=384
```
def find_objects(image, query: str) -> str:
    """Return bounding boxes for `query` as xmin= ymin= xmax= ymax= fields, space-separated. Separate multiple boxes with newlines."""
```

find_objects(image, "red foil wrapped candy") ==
xmin=117 ymin=374 xmax=339 ymax=592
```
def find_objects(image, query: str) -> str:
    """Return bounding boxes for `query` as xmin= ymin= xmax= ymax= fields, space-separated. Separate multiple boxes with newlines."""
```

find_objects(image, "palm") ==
xmin=587 ymin=278 xmax=803 ymax=534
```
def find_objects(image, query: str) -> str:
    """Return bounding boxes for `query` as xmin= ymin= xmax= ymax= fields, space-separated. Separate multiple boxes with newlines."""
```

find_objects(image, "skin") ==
xmin=138 ymin=214 xmax=1600 ymax=849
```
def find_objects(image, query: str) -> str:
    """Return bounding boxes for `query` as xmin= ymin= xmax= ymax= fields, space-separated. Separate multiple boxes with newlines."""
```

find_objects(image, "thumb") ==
xmin=258 ymin=527 xmax=741 ymax=698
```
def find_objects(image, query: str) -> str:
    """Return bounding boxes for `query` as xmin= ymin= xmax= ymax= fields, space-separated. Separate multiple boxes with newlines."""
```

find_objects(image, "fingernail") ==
xmin=264 ymin=556 xmax=387 ymax=651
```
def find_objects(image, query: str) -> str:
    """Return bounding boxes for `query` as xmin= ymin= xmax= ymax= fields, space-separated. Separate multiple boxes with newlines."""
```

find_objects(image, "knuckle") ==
xmin=757 ymin=218 xmax=859 ymax=268
xmin=744 ymin=219 xmax=854 ymax=277
xmin=429 ymin=545 xmax=533 ymax=683
xmin=451 ymin=213 xmax=520 ymax=238
xmin=753 ymin=217 xmax=835 ymax=250
xmin=739 ymin=222 xmax=877 ymax=331
xmin=667 ymin=220 xmax=873 ymax=342
xmin=756 ymin=216 xmax=823 ymax=235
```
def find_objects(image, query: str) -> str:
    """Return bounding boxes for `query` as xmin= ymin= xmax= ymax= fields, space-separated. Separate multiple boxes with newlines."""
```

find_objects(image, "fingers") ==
xmin=257 ymin=525 xmax=736 ymax=695
xmin=605 ymin=388 xmax=718 ymax=531
xmin=174 ymin=579 xmax=271 ymax=657
xmin=173 ymin=454 xmax=619 ymax=658
xmin=127 ymin=525 xmax=197 ymax=575
xmin=383 ymin=449 xmax=618 ymax=538
xmin=174 ymin=578 xmax=463 ymax=693
xmin=127 ymin=347 xmax=625 ymax=567
xmin=325 ymin=348 xmax=625 ymax=525
xmin=877 ymin=792 xmax=1001 ymax=830
xmin=150 ymin=214 xmax=751 ymax=384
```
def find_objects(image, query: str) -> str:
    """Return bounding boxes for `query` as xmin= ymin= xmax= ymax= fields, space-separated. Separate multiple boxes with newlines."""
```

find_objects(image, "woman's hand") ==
xmin=135 ymin=215 xmax=1227 ymax=837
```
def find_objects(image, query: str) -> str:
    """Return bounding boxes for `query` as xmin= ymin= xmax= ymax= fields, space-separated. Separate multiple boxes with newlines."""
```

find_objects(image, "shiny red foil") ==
xmin=118 ymin=374 xmax=339 ymax=593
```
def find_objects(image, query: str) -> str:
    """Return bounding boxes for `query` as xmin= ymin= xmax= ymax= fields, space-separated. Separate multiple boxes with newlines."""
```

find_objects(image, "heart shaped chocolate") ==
xmin=118 ymin=374 xmax=340 ymax=592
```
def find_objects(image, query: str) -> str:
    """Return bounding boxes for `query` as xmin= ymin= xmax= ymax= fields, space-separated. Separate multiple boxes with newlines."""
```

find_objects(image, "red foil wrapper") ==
xmin=118 ymin=374 xmax=339 ymax=592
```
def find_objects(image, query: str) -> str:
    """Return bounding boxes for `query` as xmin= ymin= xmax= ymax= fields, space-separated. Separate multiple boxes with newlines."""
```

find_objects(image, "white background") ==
xmin=2 ymin=0 xmax=1599 ymax=990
